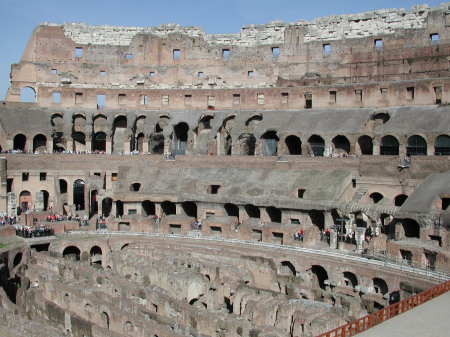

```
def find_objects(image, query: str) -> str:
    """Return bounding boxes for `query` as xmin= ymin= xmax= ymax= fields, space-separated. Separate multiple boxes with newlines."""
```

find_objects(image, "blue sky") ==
xmin=0 ymin=0 xmax=444 ymax=100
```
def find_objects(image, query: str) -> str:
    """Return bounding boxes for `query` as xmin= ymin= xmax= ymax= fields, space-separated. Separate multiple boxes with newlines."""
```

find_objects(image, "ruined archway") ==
xmin=33 ymin=134 xmax=47 ymax=152
xmin=172 ymin=122 xmax=189 ymax=155
xmin=261 ymin=131 xmax=279 ymax=156
xmin=224 ymin=203 xmax=239 ymax=219
xmin=112 ymin=115 xmax=127 ymax=154
xmin=62 ymin=246 xmax=81 ymax=261
xmin=266 ymin=206 xmax=282 ymax=223
xmin=401 ymin=218 xmax=420 ymax=238
xmin=308 ymin=135 xmax=325 ymax=156
xmin=13 ymin=134 xmax=26 ymax=151
xmin=434 ymin=135 xmax=450 ymax=155
xmin=90 ymin=246 xmax=102 ymax=266
xmin=72 ymin=132 xmax=86 ymax=153
xmin=245 ymin=204 xmax=260 ymax=219
xmin=238 ymin=133 xmax=256 ymax=156
xmin=93 ymin=132 xmax=107 ymax=152
xmin=332 ymin=135 xmax=350 ymax=155
xmin=142 ymin=200 xmax=156 ymax=217
xmin=161 ymin=201 xmax=176 ymax=216
xmin=102 ymin=197 xmax=112 ymax=217
xmin=310 ymin=265 xmax=328 ymax=290
xmin=358 ymin=135 xmax=373 ymax=155
xmin=394 ymin=194 xmax=408 ymax=206
xmin=182 ymin=201 xmax=197 ymax=218
xmin=406 ymin=135 xmax=427 ymax=156
xmin=380 ymin=135 xmax=399 ymax=155
xmin=308 ymin=210 xmax=324 ymax=230
xmin=285 ymin=135 xmax=302 ymax=155
xmin=73 ymin=179 xmax=85 ymax=211
xmin=20 ymin=86 xmax=36 ymax=103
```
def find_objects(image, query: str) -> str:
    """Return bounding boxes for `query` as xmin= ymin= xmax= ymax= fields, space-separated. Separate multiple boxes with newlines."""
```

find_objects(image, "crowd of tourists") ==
xmin=0 ymin=214 xmax=18 ymax=226
xmin=45 ymin=213 xmax=81 ymax=222
xmin=15 ymin=225 xmax=54 ymax=238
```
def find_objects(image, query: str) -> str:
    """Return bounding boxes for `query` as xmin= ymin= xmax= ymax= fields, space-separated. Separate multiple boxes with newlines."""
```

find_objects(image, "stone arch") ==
xmin=308 ymin=210 xmax=324 ymax=230
xmin=245 ymin=114 xmax=262 ymax=133
xmin=116 ymin=200 xmax=124 ymax=217
xmin=238 ymin=133 xmax=256 ymax=155
xmin=372 ymin=277 xmax=388 ymax=295
xmin=92 ymin=114 xmax=107 ymax=133
xmin=101 ymin=312 xmax=110 ymax=329
xmin=357 ymin=135 xmax=373 ymax=155
xmin=72 ymin=132 xmax=86 ymax=153
xmin=33 ymin=134 xmax=47 ymax=152
xmin=224 ymin=203 xmax=239 ymax=219
xmin=406 ymin=135 xmax=427 ymax=156
xmin=112 ymin=115 xmax=127 ymax=154
xmin=132 ymin=115 xmax=146 ymax=152
xmin=130 ymin=183 xmax=141 ymax=192
xmin=40 ymin=190 xmax=50 ymax=211
xmin=380 ymin=135 xmax=399 ymax=155
xmin=401 ymin=218 xmax=420 ymax=238
xmin=366 ymin=111 xmax=390 ymax=131
xmin=93 ymin=132 xmax=107 ymax=152
xmin=161 ymin=201 xmax=176 ymax=215
xmin=434 ymin=135 xmax=450 ymax=155
xmin=19 ymin=190 xmax=31 ymax=212
xmin=182 ymin=201 xmax=197 ymax=218
xmin=90 ymin=246 xmax=102 ymax=266
xmin=124 ymin=321 xmax=133 ymax=334
xmin=13 ymin=134 xmax=26 ymax=151
xmin=13 ymin=252 xmax=23 ymax=267
xmin=369 ymin=192 xmax=384 ymax=204
xmin=261 ymin=131 xmax=279 ymax=156
xmin=266 ymin=206 xmax=281 ymax=223
xmin=135 ymin=132 xmax=145 ymax=152
xmin=20 ymin=86 xmax=36 ymax=103
xmin=310 ymin=265 xmax=328 ymax=290
xmin=332 ymin=135 xmax=350 ymax=155
xmin=73 ymin=179 xmax=85 ymax=211
xmin=62 ymin=246 xmax=81 ymax=261
xmin=150 ymin=116 xmax=169 ymax=154
xmin=102 ymin=197 xmax=113 ymax=217
xmin=285 ymin=135 xmax=302 ymax=155
xmin=394 ymin=194 xmax=408 ymax=207
xmin=280 ymin=261 xmax=296 ymax=276
xmin=142 ymin=200 xmax=156 ymax=217
xmin=73 ymin=113 xmax=87 ymax=132
xmin=308 ymin=135 xmax=325 ymax=156
xmin=172 ymin=122 xmax=189 ymax=155
xmin=217 ymin=115 xmax=235 ymax=155
xmin=245 ymin=204 xmax=260 ymax=219
xmin=198 ymin=114 xmax=214 ymax=132
xmin=343 ymin=271 xmax=358 ymax=287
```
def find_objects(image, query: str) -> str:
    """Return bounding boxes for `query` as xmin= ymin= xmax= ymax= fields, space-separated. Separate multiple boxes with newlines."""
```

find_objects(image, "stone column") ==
xmin=142 ymin=136 xmax=149 ymax=153
xmin=372 ymin=219 xmax=381 ymax=236
xmin=85 ymin=136 xmax=92 ymax=153
xmin=329 ymin=226 xmax=339 ymax=249
xmin=355 ymin=227 xmax=366 ymax=252
xmin=66 ymin=137 xmax=73 ymax=152
xmin=46 ymin=139 xmax=52 ymax=153
xmin=106 ymin=136 xmax=112 ymax=154
xmin=7 ymin=192 xmax=17 ymax=217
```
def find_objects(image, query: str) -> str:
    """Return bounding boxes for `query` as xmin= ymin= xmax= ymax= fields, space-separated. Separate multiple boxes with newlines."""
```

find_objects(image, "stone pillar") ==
xmin=7 ymin=192 xmax=17 ymax=217
xmin=373 ymin=144 xmax=380 ymax=155
xmin=46 ymin=139 xmax=52 ymax=153
xmin=164 ymin=139 xmax=171 ymax=154
xmin=66 ymin=137 xmax=73 ymax=152
xmin=35 ymin=191 xmax=44 ymax=211
xmin=106 ymin=137 xmax=112 ymax=154
xmin=329 ymin=226 xmax=339 ymax=249
xmin=355 ymin=227 xmax=366 ymax=252
xmin=372 ymin=219 xmax=381 ymax=236
xmin=85 ymin=136 xmax=92 ymax=153
xmin=124 ymin=136 xmax=131 ymax=154
xmin=142 ymin=137 xmax=149 ymax=153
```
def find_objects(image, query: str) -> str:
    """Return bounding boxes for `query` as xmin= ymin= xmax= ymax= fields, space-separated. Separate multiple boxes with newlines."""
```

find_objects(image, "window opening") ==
xmin=22 ymin=172 xmax=29 ymax=181
xmin=118 ymin=94 xmax=126 ymax=105
xmin=52 ymin=92 xmax=61 ymax=104
xmin=198 ymin=72 xmax=204 ymax=77
xmin=406 ymin=87 xmax=415 ymax=100
xmin=40 ymin=172 xmax=47 ymax=181
xmin=222 ymin=49 xmax=230 ymax=59
xmin=257 ymin=93 xmax=265 ymax=104
xmin=125 ymin=54 xmax=133 ymax=59
xmin=434 ymin=86 xmax=442 ymax=104
xmin=323 ymin=44 xmax=330 ymax=56
xmin=430 ymin=33 xmax=439 ymax=45
xmin=162 ymin=95 xmax=169 ymax=105
xmin=173 ymin=49 xmax=180 ymax=59
xmin=210 ymin=185 xmax=220 ymax=194
xmin=140 ymin=95 xmax=148 ymax=105
xmin=329 ymin=91 xmax=336 ymax=103
xmin=149 ymin=72 xmax=155 ymax=77
xmin=272 ymin=47 xmax=280 ymax=57
xmin=75 ymin=47 xmax=83 ymax=58
xmin=233 ymin=94 xmax=240 ymax=105
xmin=185 ymin=94 xmax=192 ymax=106
xmin=51 ymin=69 xmax=57 ymax=75
xmin=97 ymin=94 xmax=105 ymax=109
xmin=281 ymin=92 xmax=288 ymax=104
xmin=248 ymin=71 xmax=254 ymax=77
xmin=374 ymin=39 xmax=383 ymax=50
xmin=305 ymin=93 xmax=312 ymax=109
xmin=75 ymin=92 xmax=83 ymax=104
xmin=100 ymin=70 xmax=106 ymax=76
xmin=355 ymin=90 xmax=362 ymax=102
xmin=208 ymin=95 xmax=215 ymax=109
xmin=111 ymin=173 xmax=118 ymax=181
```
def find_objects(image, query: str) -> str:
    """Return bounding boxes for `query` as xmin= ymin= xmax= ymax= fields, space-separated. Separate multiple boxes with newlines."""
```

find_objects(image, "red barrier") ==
xmin=317 ymin=279 xmax=450 ymax=337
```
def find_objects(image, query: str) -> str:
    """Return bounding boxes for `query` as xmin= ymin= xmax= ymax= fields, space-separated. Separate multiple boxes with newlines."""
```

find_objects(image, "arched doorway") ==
xmin=90 ymin=190 xmax=98 ymax=215
xmin=161 ymin=201 xmax=176 ymax=215
xmin=13 ymin=134 xmax=26 ymax=151
xmin=112 ymin=115 xmax=127 ymax=154
xmin=394 ymin=194 xmax=408 ymax=206
xmin=142 ymin=200 xmax=155 ymax=217
xmin=40 ymin=190 xmax=49 ymax=211
xmin=116 ymin=200 xmax=123 ymax=217
xmin=406 ymin=135 xmax=427 ymax=156
xmin=93 ymin=132 xmax=107 ymax=152
xmin=261 ymin=131 xmax=279 ymax=156
xmin=332 ymin=135 xmax=350 ymax=155
xmin=308 ymin=135 xmax=325 ymax=156
xmin=358 ymin=135 xmax=373 ymax=155
xmin=285 ymin=135 xmax=302 ymax=155
xmin=20 ymin=87 xmax=36 ymax=103
xmin=73 ymin=179 xmax=85 ymax=211
xmin=310 ymin=265 xmax=328 ymax=290
xmin=245 ymin=204 xmax=260 ymax=219
xmin=434 ymin=135 xmax=450 ymax=155
xmin=172 ymin=122 xmax=189 ymax=155
xmin=238 ymin=133 xmax=256 ymax=155
xmin=182 ymin=201 xmax=197 ymax=218
xmin=72 ymin=132 xmax=86 ymax=153
xmin=19 ymin=191 xmax=31 ymax=213
xmin=33 ymin=134 xmax=47 ymax=152
xmin=266 ymin=206 xmax=282 ymax=223
xmin=102 ymin=198 xmax=112 ymax=217
xmin=224 ymin=203 xmax=239 ymax=219
xmin=308 ymin=210 xmax=324 ymax=230
xmin=62 ymin=246 xmax=81 ymax=261
xmin=380 ymin=136 xmax=399 ymax=155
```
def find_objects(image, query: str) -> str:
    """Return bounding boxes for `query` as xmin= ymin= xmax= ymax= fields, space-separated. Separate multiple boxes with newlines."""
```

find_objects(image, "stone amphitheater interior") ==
xmin=1 ymin=2 xmax=450 ymax=337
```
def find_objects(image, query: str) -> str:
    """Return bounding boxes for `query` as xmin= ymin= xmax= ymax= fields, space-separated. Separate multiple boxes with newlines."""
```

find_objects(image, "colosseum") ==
xmin=1 ymin=3 xmax=450 ymax=337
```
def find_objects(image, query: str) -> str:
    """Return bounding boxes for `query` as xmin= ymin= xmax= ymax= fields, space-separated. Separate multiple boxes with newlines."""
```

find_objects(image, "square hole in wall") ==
xmin=52 ymin=92 xmax=61 ymax=104
xmin=222 ymin=49 xmax=230 ymax=59
xmin=75 ymin=47 xmax=83 ymax=58
xmin=51 ymin=69 xmax=57 ymax=75
xmin=272 ymin=47 xmax=280 ymax=57
xmin=173 ymin=49 xmax=180 ymax=59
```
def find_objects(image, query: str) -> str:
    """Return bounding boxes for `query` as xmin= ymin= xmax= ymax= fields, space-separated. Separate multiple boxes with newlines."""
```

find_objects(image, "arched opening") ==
xmin=130 ymin=183 xmax=141 ymax=192
xmin=142 ymin=200 xmax=156 ymax=217
xmin=238 ymin=133 xmax=256 ymax=156
xmin=62 ymin=246 xmax=81 ymax=261
xmin=343 ymin=272 xmax=358 ymax=287
xmin=358 ymin=135 xmax=373 ymax=155
xmin=101 ymin=312 xmax=110 ymax=329
xmin=90 ymin=190 xmax=98 ymax=214
xmin=308 ymin=135 xmax=325 ymax=156
xmin=150 ymin=118 xmax=168 ymax=154
xmin=13 ymin=253 xmax=23 ymax=267
xmin=308 ymin=210 xmax=324 ymax=230
xmin=33 ymin=134 xmax=47 ymax=152
xmin=172 ymin=122 xmax=189 ymax=155
xmin=406 ymin=135 xmax=427 ymax=156
xmin=135 ymin=132 xmax=145 ymax=152
xmin=161 ymin=201 xmax=176 ymax=216
xmin=394 ymin=194 xmax=408 ymax=207
xmin=261 ymin=131 xmax=279 ymax=156
xmin=199 ymin=115 xmax=214 ymax=132
xmin=93 ymin=132 xmax=107 ymax=152
xmin=332 ymin=135 xmax=350 ymax=155
xmin=369 ymin=192 xmax=384 ymax=204
xmin=182 ymin=201 xmax=197 ymax=218
xmin=280 ymin=261 xmax=296 ymax=276
xmin=20 ymin=86 xmax=36 ymax=103
xmin=380 ymin=135 xmax=399 ymax=155
xmin=40 ymin=190 xmax=49 ymax=211
xmin=112 ymin=115 xmax=127 ymax=154
xmin=311 ymin=265 xmax=328 ymax=290
xmin=13 ymin=134 xmax=26 ymax=151
xmin=245 ymin=204 xmax=260 ymax=219
xmin=266 ymin=206 xmax=282 ymax=223
xmin=19 ymin=191 xmax=31 ymax=213
xmin=224 ymin=203 xmax=239 ymax=219
xmin=102 ymin=198 xmax=112 ymax=217
xmin=73 ymin=179 xmax=85 ymax=211
xmin=217 ymin=116 xmax=235 ymax=155
xmin=116 ymin=200 xmax=123 ymax=217
xmin=434 ymin=135 xmax=450 ymax=155
xmin=285 ymin=135 xmax=302 ymax=155
xmin=90 ymin=246 xmax=102 ymax=266
xmin=72 ymin=132 xmax=86 ymax=153
xmin=372 ymin=278 xmax=388 ymax=295
xmin=245 ymin=114 xmax=262 ymax=133
xmin=401 ymin=218 xmax=420 ymax=238
xmin=124 ymin=322 xmax=133 ymax=334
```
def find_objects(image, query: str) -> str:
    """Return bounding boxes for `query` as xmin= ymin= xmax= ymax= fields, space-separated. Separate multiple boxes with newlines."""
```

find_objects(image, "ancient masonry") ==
xmin=1 ymin=3 xmax=450 ymax=337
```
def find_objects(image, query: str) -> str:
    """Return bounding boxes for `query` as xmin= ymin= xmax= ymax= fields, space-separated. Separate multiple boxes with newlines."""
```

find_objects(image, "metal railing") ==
xmin=317 ymin=279 xmax=450 ymax=337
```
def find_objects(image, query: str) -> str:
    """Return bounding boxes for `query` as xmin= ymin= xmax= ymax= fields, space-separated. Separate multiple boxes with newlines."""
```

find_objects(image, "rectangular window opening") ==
xmin=272 ymin=47 xmax=280 ymax=57
xmin=125 ymin=54 xmax=133 ymax=59
xmin=149 ymin=72 xmax=155 ymax=77
xmin=355 ymin=90 xmax=363 ymax=102
xmin=97 ymin=94 xmax=106 ymax=109
xmin=162 ymin=95 xmax=169 ymax=105
xmin=173 ymin=49 xmax=180 ymax=60
xmin=118 ymin=94 xmax=126 ymax=105
xmin=434 ymin=86 xmax=442 ymax=104
xmin=185 ymin=94 xmax=192 ymax=106
xmin=305 ymin=94 xmax=312 ymax=109
xmin=51 ymin=69 xmax=57 ymax=75
xmin=257 ymin=93 xmax=265 ymax=104
xmin=281 ymin=92 xmax=288 ymax=104
xmin=222 ymin=49 xmax=230 ymax=59
xmin=210 ymin=185 xmax=220 ymax=194
xmin=140 ymin=95 xmax=148 ymax=105
xmin=198 ymin=72 xmax=204 ymax=77
xmin=374 ymin=39 xmax=383 ymax=51
xmin=329 ymin=91 xmax=337 ymax=103
xmin=22 ymin=172 xmax=29 ymax=181
xmin=233 ymin=94 xmax=240 ymax=105
xmin=248 ymin=70 xmax=254 ymax=77
xmin=111 ymin=173 xmax=118 ymax=181
xmin=40 ymin=172 xmax=47 ymax=181
xmin=99 ymin=70 xmax=106 ymax=76
xmin=323 ymin=44 xmax=331 ymax=56
xmin=406 ymin=87 xmax=415 ymax=100
xmin=75 ymin=47 xmax=83 ymax=58
xmin=207 ymin=95 xmax=215 ymax=109
xmin=75 ymin=92 xmax=83 ymax=104
xmin=430 ymin=33 xmax=439 ymax=45
xmin=52 ymin=92 xmax=61 ymax=104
